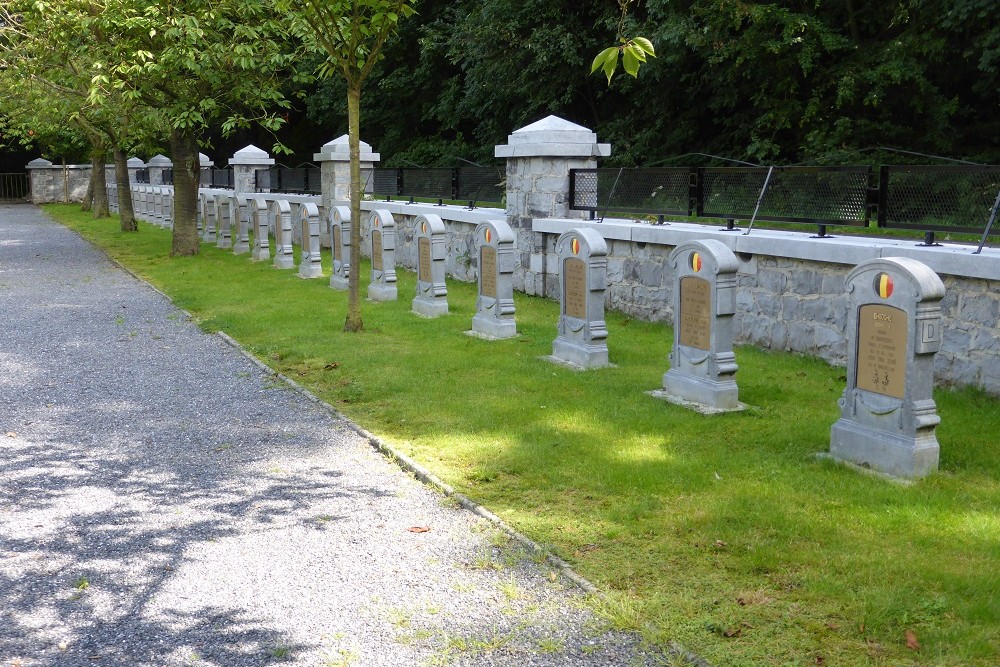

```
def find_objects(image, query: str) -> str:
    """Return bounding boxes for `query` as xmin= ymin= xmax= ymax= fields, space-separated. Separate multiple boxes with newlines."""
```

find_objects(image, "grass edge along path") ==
xmin=44 ymin=205 xmax=1000 ymax=667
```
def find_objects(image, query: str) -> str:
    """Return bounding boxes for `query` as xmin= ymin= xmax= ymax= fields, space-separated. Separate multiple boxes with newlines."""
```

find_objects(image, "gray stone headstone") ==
xmin=232 ymin=196 xmax=250 ymax=255
xmin=329 ymin=206 xmax=351 ymax=291
xmin=153 ymin=188 xmax=164 ymax=224
xmin=298 ymin=203 xmax=323 ymax=279
xmin=250 ymin=197 xmax=270 ymax=262
xmin=471 ymin=219 xmax=517 ymax=339
xmin=271 ymin=199 xmax=295 ymax=269
xmin=201 ymin=194 xmax=217 ymax=243
xmin=658 ymin=240 xmax=743 ymax=412
xmin=549 ymin=228 xmax=609 ymax=369
xmin=215 ymin=194 xmax=233 ymax=249
xmin=830 ymin=257 xmax=946 ymax=478
xmin=367 ymin=209 xmax=397 ymax=302
xmin=163 ymin=190 xmax=173 ymax=228
xmin=411 ymin=214 xmax=449 ymax=317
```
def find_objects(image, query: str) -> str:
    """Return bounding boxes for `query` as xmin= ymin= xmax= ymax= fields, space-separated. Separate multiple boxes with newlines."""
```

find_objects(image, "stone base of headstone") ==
xmin=251 ymin=247 xmax=269 ymax=262
xmin=368 ymin=284 xmax=397 ymax=301
xmin=830 ymin=417 xmax=939 ymax=479
xmin=203 ymin=229 xmax=216 ymax=243
xmin=412 ymin=296 xmax=448 ymax=317
xmin=465 ymin=329 xmax=519 ymax=342
xmin=471 ymin=313 xmax=517 ymax=339
xmin=549 ymin=338 xmax=609 ymax=370
xmin=273 ymin=255 xmax=294 ymax=270
xmin=647 ymin=389 xmax=747 ymax=415
xmin=299 ymin=264 xmax=323 ymax=279
xmin=217 ymin=236 xmax=232 ymax=250
xmin=661 ymin=368 xmax=741 ymax=412
xmin=233 ymin=240 xmax=250 ymax=255
xmin=330 ymin=276 xmax=349 ymax=290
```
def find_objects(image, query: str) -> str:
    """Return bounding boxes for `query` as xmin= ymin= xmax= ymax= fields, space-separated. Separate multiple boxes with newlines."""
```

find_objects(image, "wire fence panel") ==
xmin=256 ymin=167 xmax=322 ymax=194
xmin=210 ymin=168 xmax=234 ymax=189
xmin=570 ymin=168 xmax=691 ymax=216
xmin=136 ymin=168 xmax=150 ymax=184
xmin=456 ymin=167 xmax=504 ymax=203
xmin=700 ymin=166 xmax=870 ymax=226
xmin=0 ymin=173 xmax=30 ymax=202
xmin=879 ymin=165 xmax=1000 ymax=235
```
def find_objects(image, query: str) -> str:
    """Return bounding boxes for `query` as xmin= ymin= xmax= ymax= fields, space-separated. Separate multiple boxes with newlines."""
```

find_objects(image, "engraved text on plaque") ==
xmin=372 ymin=231 xmax=383 ymax=271
xmin=856 ymin=304 xmax=907 ymax=399
xmin=564 ymin=258 xmax=587 ymax=319
xmin=678 ymin=276 xmax=711 ymax=350
xmin=418 ymin=237 xmax=431 ymax=282
xmin=480 ymin=246 xmax=497 ymax=298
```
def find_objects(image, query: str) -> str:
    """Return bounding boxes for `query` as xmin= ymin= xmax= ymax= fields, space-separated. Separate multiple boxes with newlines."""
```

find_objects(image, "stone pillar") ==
xmin=146 ymin=154 xmax=172 ymax=185
xmin=26 ymin=158 xmax=54 ymax=204
xmin=830 ymin=257 xmax=946 ymax=478
xmin=127 ymin=157 xmax=144 ymax=184
xmin=495 ymin=115 xmax=610 ymax=297
xmin=313 ymin=135 xmax=380 ymax=213
xmin=230 ymin=144 xmax=274 ymax=200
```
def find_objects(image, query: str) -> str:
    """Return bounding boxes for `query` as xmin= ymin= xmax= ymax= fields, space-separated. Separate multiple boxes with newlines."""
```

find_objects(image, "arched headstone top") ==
xmin=555 ymin=227 xmax=607 ymax=258
xmin=300 ymin=202 xmax=319 ymax=219
xmin=271 ymin=199 xmax=291 ymax=215
xmin=331 ymin=205 xmax=351 ymax=225
xmin=668 ymin=239 xmax=739 ymax=277
xmin=844 ymin=256 xmax=946 ymax=303
xmin=368 ymin=208 xmax=394 ymax=229
xmin=251 ymin=196 xmax=268 ymax=215
xmin=414 ymin=213 xmax=446 ymax=236
xmin=475 ymin=219 xmax=515 ymax=246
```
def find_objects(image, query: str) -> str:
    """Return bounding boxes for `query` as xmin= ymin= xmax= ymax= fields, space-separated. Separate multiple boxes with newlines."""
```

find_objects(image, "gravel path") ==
xmin=0 ymin=205 xmax=667 ymax=667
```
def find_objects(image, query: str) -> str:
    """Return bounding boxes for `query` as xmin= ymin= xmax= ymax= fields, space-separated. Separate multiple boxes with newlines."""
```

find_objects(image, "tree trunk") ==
xmin=170 ymin=126 xmax=201 ymax=256
xmin=344 ymin=79 xmax=364 ymax=333
xmin=114 ymin=147 xmax=138 ymax=232
xmin=91 ymin=144 xmax=110 ymax=219
xmin=81 ymin=156 xmax=95 ymax=212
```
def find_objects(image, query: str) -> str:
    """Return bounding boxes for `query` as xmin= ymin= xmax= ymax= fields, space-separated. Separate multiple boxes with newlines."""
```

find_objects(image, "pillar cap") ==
xmin=313 ymin=134 xmax=380 ymax=163
xmin=26 ymin=158 xmax=53 ymax=168
xmin=127 ymin=157 xmax=145 ymax=168
xmin=495 ymin=115 xmax=610 ymax=159
xmin=147 ymin=154 xmax=172 ymax=167
xmin=229 ymin=144 xmax=275 ymax=166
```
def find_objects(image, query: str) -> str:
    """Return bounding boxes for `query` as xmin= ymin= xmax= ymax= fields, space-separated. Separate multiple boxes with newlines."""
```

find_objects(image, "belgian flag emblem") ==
xmin=485 ymin=228 xmax=492 ymax=244
xmin=875 ymin=273 xmax=894 ymax=299
xmin=571 ymin=238 xmax=580 ymax=255
xmin=690 ymin=252 xmax=702 ymax=272
xmin=374 ymin=216 xmax=380 ymax=228
xmin=421 ymin=221 xmax=427 ymax=234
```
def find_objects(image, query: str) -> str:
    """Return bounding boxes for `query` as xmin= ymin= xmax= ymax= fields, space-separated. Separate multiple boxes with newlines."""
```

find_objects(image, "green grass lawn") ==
xmin=46 ymin=205 xmax=1000 ymax=666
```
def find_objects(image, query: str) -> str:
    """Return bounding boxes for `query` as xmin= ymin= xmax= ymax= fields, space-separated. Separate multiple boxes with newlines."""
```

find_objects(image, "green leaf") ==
xmin=622 ymin=47 xmax=640 ymax=77
xmin=632 ymin=37 xmax=656 ymax=57
xmin=591 ymin=47 xmax=617 ymax=74
xmin=602 ymin=48 xmax=619 ymax=84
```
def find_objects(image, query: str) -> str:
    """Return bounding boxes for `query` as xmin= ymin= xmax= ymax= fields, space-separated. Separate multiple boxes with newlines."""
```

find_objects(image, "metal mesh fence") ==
xmin=570 ymin=168 xmax=690 ymax=216
xmin=699 ymin=166 xmax=869 ymax=225
xmin=210 ymin=168 xmax=234 ymax=189
xmin=256 ymin=166 xmax=321 ymax=194
xmin=879 ymin=165 xmax=1000 ymax=235
xmin=136 ymin=168 xmax=150 ymax=184
xmin=371 ymin=167 xmax=504 ymax=205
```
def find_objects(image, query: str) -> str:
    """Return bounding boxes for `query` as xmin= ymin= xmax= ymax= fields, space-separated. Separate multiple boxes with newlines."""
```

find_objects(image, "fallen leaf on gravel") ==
xmin=548 ymin=571 xmax=558 ymax=582
xmin=905 ymin=630 xmax=920 ymax=650
xmin=408 ymin=526 xmax=431 ymax=533
xmin=5 ymin=432 xmax=15 ymax=438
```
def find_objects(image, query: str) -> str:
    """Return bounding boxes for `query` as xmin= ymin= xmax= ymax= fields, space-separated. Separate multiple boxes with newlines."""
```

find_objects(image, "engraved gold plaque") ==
xmin=564 ymin=257 xmax=587 ymax=319
xmin=372 ymin=230 xmax=383 ymax=271
xmin=856 ymin=304 xmax=907 ymax=399
xmin=678 ymin=276 xmax=711 ymax=350
xmin=418 ymin=237 xmax=432 ymax=282
xmin=480 ymin=246 xmax=497 ymax=298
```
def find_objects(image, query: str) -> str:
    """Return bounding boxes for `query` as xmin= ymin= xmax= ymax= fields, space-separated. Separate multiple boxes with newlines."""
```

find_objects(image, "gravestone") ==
xmin=215 ymin=194 xmax=233 ymax=249
xmin=250 ymin=197 xmax=270 ymax=261
xmin=657 ymin=240 xmax=743 ymax=412
xmin=153 ymin=188 xmax=163 ymax=225
xmin=329 ymin=205 xmax=351 ymax=290
xmin=830 ymin=257 xmax=945 ymax=478
xmin=470 ymin=219 xmax=517 ymax=339
xmin=411 ymin=214 xmax=449 ymax=317
xmin=201 ymin=194 xmax=217 ymax=243
xmin=271 ymin=199 xmax=295 ymax=269
xmin=298 ymin=203 xmax=323 ymax=279
xmin=232 ymin=196 xmax=250 ymax=255
xmin=549 ymin=228 xmax=609 ymax=369
xmin=162 ymin=190 xmax=173 ymax=228
xmin=367 ymin=209 xmax=397 ymax=301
